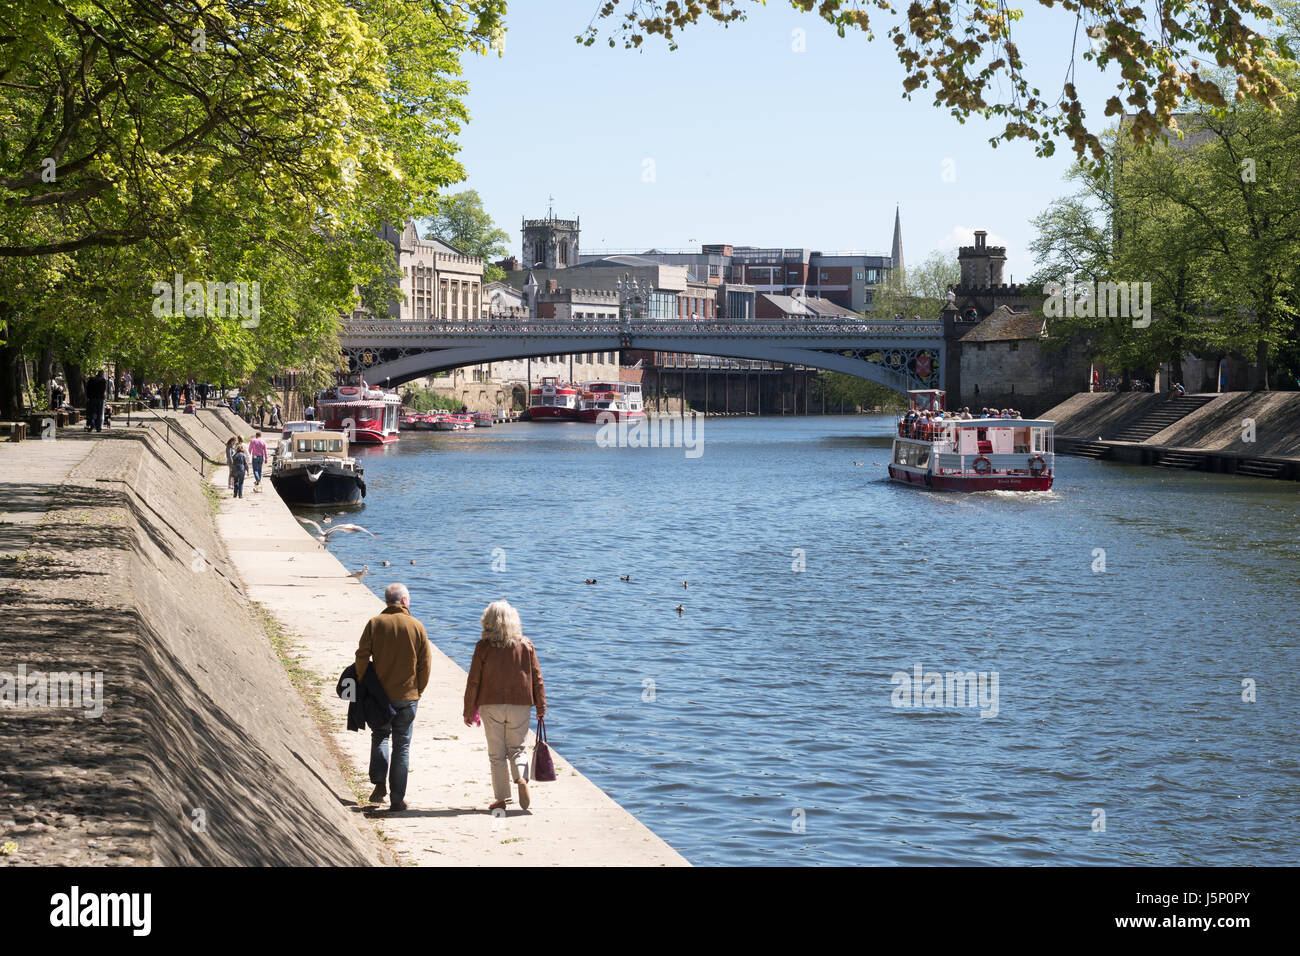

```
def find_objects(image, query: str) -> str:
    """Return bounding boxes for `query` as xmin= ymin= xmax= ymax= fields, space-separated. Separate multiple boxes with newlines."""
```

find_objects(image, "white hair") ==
xmin=480 ymin=600 xmax=523 ymax=648
xmin=384 ymin=583 xmax=409 ymax=606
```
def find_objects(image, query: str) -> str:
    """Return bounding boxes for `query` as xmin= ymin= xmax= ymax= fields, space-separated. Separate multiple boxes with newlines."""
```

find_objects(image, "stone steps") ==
xmin=1236 ymin=459 xmax=1286 ymax=479
xmin=1156 ymin=451 xmax=1205 ymax=470
xmin=1060 ymin=439 xmax=1111 ymax=459
xmin=1111 ymin=395 xmax=1215 ymax=442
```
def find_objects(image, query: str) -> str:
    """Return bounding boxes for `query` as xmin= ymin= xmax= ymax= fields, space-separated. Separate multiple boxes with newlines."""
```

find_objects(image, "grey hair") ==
xmin=384 ymin=583 xmax=410 ymax=606
xmin=480 ymin=600 xmax=523 ymax=648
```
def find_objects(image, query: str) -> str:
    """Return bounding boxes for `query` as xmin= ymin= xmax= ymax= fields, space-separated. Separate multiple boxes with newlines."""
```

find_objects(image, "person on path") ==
xmin=463 ymin=600 xmax=547 ymax=812
xmin=224 ymin=437 xmax=238 ymax=490
xmin=84 ymin=370 xmax=108 ymax=432
xmin=355 ymin=583 xmax=430 ymax=812
xmin=169 ymin=383 xmax=182 ymax=411
xmin=198 ymin=382 xmax=209 ymax=409
xmin=230 ymin=442 xmax=251 ymax=498
xmin=248 ymin=432 xmax=267 ymax=489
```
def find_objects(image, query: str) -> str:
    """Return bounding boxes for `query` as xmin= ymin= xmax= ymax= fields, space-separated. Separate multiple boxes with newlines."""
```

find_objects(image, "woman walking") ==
xmin=224 ymin=437 xmax=238 ymax=490
xmin=230 ymin=442 xmax=251 ymax=498
xmin=463 ymin=600 xmax=547 ymax=811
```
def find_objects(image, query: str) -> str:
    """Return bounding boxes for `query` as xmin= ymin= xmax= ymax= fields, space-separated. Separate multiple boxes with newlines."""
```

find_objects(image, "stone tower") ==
xmin=521 ymin=205 xmax=580 ymax=270
xmin=958 ymin=230 xmax=1006 ymax=288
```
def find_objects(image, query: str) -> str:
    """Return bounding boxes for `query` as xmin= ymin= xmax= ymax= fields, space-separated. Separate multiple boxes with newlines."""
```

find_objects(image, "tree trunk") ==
xmin=1256 ymin=339 xmax=1269 ymax=391
xmin=65 ymin=361 xmax=86 ymax=408
xmin=0 ymin=343 xmax=23 ymax=420
xmin=38 ymin=346 xmax=54 ymax=407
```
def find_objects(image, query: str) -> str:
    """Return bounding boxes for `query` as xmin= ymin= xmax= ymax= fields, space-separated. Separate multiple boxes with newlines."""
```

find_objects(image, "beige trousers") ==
xmin=480 ymin=703 xmax=532 ymax=801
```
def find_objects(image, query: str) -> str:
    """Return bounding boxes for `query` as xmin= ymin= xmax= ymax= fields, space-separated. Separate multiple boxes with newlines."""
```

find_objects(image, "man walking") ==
xmin=248 ymin=432 xmax=267 ymax=490
xmin=84 ymin=370 xmax=108 ymax=432
xmin=355 ymin=583 xmax=430 ymax=811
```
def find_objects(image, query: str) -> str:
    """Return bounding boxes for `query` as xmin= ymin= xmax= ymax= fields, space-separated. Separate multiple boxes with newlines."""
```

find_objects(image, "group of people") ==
xmin=224 ymin=433 xmax=268 ymax=498
xmin=352 ymin=591 xmax=547 ymax=814
xmin=899 ymin=405 xmax=1026 ymax=438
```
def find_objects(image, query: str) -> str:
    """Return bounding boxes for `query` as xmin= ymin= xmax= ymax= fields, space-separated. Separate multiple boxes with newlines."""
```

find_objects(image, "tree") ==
xmin=871 ymin=249 xmax=959 ymax=319
xmin=1030 ymin=68 xmax=1300 ymax=390
xmin=0 ymin=0 xmax=507 ymax=416
xmin=582 ymin=0 xmax=1288 ymax=161
xmin=427 ymin=190 xmax=511 ymax=282
xmin=816 ymin=372 xmax=904 ymax=411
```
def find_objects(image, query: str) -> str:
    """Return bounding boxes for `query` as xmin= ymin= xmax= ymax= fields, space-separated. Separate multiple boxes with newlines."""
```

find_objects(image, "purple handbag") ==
xmin=531 ymin=717 xmax=557 ymax=782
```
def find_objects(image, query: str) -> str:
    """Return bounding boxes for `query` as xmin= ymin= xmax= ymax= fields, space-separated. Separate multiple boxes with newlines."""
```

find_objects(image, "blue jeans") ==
xmin=232 ymin=471 xmax=246 ymax=497
xmin=87 ymin=401 xmax=104 ymax=431
xmin=370 ymin=701 xmax=418 ymax=803
xmin=252 ymin=455 xmax=264 ymax=483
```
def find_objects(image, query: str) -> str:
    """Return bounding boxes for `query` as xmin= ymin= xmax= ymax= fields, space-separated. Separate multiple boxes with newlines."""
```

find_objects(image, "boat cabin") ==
xmin=908 ymin=389 xmax=946 ymax=413
xmin=285 ymin=431 xmax=351 ymax=460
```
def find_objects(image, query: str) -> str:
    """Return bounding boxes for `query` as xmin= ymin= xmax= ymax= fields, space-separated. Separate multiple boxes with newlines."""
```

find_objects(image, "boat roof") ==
xmin=290 ymin=430 xmax=350 ymax=442
xmin=925 ymin=417 xmax=1055 ymax=426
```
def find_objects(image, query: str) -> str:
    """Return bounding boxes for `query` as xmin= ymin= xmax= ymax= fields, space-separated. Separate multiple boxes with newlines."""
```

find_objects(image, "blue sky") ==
xmin=454 ymin=2 xmax=1133 ymax=280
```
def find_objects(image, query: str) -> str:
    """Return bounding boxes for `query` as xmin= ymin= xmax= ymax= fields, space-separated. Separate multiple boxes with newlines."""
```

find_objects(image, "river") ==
xmin=321 ymin=414 xmax=1300 ymax=865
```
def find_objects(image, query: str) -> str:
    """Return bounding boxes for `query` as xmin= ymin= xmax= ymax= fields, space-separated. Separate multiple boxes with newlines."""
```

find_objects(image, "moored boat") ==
xmin=577 ymin=381 xmax=645 ymax=422
xmin=888 ymin=390 xmax=1054 ymax=491
xmin=315 ymin=376 xmax=401 ymax=444
xmin=270 ymin=430 xmax=366 ymax=506
xmin=528 ymin=376 xmax=579 ymax=421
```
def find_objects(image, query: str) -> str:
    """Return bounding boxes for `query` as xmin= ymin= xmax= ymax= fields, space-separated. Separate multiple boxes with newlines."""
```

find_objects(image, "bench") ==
xmin=1 ymin=421 xmax=28 ymax=442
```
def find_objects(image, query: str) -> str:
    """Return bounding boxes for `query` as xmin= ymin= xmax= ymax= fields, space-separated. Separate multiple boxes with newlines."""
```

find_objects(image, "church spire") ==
xmin=890 ymin=204 xmax=904 ymax=286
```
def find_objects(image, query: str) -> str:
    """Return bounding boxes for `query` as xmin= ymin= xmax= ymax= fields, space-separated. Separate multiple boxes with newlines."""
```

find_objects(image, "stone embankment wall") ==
xmin=0 ymin=413 xmax=385 ymax=865
xmin=1043 ymin=391 xmax=1300 ymax=460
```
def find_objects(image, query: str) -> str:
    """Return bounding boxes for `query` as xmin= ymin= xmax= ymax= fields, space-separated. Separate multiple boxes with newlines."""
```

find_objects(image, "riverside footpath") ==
xmin=210 ymin=449 xmax=687 ymax=866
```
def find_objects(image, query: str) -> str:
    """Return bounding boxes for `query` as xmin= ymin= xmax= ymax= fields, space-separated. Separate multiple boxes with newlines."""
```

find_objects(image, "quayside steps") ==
xmin=1111 ymin=394 xmax=1216 ymax=442
xmin=1057 ymin=439 xmax=1111 ymax=460
xmin=1156 ymin=450 xmax=1205 ymax=470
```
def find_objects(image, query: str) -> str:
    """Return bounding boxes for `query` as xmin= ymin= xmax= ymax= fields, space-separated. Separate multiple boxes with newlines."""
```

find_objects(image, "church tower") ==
xmin=889 ymin=205 xmax=904 ymax=287
xmin=521 ymin=202 xmax=580 ymax=270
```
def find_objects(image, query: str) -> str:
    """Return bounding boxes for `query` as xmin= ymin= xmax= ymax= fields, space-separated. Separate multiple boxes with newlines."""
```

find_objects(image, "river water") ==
xmin=324 ymin=415 xmax=1300 ymax=866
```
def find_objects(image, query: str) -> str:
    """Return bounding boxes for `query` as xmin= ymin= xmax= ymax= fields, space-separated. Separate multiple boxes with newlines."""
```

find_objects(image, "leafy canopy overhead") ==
xmin=581 ymin=0 xmax=1288 ymax=161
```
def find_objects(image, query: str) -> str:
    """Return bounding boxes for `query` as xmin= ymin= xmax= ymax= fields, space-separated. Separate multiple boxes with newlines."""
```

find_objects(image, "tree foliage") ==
xmin=1030 ymin=61 xmax=1300 ymax=388
xmin=582 ymin=0 xmax=1289 ymax=161
xmin=0 ymin=0 xmax=506 ymax=414
xmin=871 ymin=249 xmax=959 ymax=318
xmin=426 ymin=189 xmax=511 ymax=281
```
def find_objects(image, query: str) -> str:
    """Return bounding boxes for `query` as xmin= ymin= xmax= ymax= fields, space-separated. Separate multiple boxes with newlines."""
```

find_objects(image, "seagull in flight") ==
xmin=296 ymin=517 xmax=376 ymax=543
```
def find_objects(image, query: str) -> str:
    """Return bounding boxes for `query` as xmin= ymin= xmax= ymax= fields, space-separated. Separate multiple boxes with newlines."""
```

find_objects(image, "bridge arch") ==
xmin=340 ymin=323 xmax=943 ymax=395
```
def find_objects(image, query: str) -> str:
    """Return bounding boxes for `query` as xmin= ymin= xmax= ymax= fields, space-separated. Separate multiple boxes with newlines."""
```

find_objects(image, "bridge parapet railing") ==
xmin=341 ymin=320 xmax=943 ymax=337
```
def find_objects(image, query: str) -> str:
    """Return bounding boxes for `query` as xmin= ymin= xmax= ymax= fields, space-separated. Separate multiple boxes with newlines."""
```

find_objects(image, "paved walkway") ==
xmin=211 ymin=468 xmax=687 ymax=866
xmin=0 ymin=438 xmax=96 ymax=556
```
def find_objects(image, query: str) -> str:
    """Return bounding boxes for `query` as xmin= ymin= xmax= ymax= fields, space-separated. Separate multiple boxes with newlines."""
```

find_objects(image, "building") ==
xmin=949 ymin=230 xmax=1033 ymax=320
xmin=521 ymin=208 xmax=580 ymax=269
xmin=755 ymin=292 xmax=861 ymax=321
xmin=957 ymin=305 xmax=1090 ymax=415
xmin=378 ymin=221 xmax=485 ymax=322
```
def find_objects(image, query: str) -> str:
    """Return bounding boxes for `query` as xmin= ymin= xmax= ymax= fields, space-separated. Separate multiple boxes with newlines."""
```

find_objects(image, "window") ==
xmin=856 ymin=272 xmax=864 ymax=281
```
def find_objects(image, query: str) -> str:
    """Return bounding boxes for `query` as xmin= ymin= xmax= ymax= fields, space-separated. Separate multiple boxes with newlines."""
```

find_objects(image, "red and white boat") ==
xmin=577 ymin=381 xmax=645 ymax=422
xmin=316 ymin=377 xmax=402 ymax=444
xmin=888 ymin=390 xmax=1054 ymax=491
xmin=528 ymin=377 xmax=579 ymax=422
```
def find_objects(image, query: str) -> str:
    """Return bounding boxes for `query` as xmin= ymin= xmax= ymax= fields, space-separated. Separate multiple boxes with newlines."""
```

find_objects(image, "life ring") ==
xmin=973 ymin=456 xmax=992 ymax=476
xmin=1028 ymin=455 xmax=1047 ymax=476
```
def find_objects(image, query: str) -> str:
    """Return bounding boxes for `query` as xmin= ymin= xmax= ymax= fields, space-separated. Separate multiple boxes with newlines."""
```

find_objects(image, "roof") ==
xmin=760 ymin=294 xmax=813 ymax=316
xmin=584 ymin=254 xmax=659 ymax=267
xmin=802 ymin=296 xmax=861 ymax=319
xmin=959 ymin=305 xmax=1046 ymax=342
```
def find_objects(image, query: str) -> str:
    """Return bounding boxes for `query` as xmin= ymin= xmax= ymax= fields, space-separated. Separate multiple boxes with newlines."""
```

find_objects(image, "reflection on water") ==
xmin=324 ymin=416 xmax=1300 ymax=865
